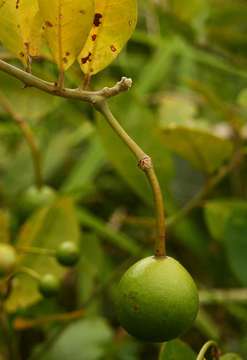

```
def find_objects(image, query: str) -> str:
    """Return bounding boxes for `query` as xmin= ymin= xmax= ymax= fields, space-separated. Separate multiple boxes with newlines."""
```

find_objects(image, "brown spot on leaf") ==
xmin=65 ymin=51 xmax=70 ymax=56
xmin=16 ymin=0 xmax=20 ymax=9
xmin=94 ymin=13 xmax=103 ymax=27
xmin=91 ymin=34 xmax=97 ymax=41
xmin=79 ymin=9 xmax=85 ymax=15
xmin=110 ymin=45 xmax=117 ymax=52
xmin=62 ymin=57 xmax=68 ymax=64
xmin=45 ymin=20 xmax=53 ymax=28
xmin=81 ymin=52 xmax=92 ymax=64
xmin=19 ymin=52 xmax=25 ymax=58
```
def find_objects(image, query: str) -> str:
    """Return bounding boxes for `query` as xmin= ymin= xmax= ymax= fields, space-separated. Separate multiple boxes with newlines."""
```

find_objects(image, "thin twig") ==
xmin=167 ymin=150 xmax=244 ymax=228
xmin=96 ymin=101 xmax=166 ymax=257
xmin=14 ymin=308 xmax=85 ymax=330
xmin=0 ymin=301 xmax=19 ymax=360
xmin=0 ymin=92 xmax=43 ymax=188
xmin=0 ymin=60 xmax=131 ymax=103
xmin=196 ymin=340 xmax=220 ymax=360
xmin=200 ymin=288 xmax=247 ymax=305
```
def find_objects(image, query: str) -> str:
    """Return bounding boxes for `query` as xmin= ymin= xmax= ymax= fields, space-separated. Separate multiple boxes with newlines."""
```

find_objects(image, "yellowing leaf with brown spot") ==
xmin=38 ymin=0 xmax=95 ymax=71
xmin=0 ymin=0 xmax=42 ymax=66
xmin=78 ymin=0 xmax=138 ymax=75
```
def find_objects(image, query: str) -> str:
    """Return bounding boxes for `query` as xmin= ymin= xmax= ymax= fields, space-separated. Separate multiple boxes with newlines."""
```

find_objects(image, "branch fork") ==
xmin=0 ymin=58 xmax=167 ymax=257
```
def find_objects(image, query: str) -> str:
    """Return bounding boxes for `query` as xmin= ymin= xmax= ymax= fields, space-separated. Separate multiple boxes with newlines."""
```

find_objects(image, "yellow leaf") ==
xmin=78 ymin=0 xmax=138 ymax=76
xmin=0 ymin=0 xmax=42 ymax=65
xmin=38 ymin=0 xmax=95 ymax=71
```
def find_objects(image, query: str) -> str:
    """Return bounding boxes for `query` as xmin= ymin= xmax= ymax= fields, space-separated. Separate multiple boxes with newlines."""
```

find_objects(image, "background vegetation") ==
xmin=0 ymin=0 xmax=247 ymax=359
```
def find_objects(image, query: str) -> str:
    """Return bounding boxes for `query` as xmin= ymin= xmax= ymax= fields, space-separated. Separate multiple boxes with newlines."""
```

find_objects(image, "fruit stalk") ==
xmin=96 ymin=100 xmax=166 ymax=257
xmin=196 ymin=340 xmax=219 ymax=360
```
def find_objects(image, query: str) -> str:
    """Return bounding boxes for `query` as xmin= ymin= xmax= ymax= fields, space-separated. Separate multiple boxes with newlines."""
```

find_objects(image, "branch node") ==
xmin=138 ymin=155 xmax=153 ymax=171
xmin=100 ymin=77 xmax=133 ymax=98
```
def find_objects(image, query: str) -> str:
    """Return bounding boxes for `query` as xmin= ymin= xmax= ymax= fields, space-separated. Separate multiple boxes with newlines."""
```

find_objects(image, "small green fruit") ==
xmin=115 ymin=256 xmax=199 ymax=342
xmin=39 ymin=274 xmax=60 ymax=298
xmin=56 ymin=242 xmax=80 ymax=267
xmin=23 ymin=185 xmax=56 ymax=212
xmin=0 ymin=244 xmax=17 ymax=277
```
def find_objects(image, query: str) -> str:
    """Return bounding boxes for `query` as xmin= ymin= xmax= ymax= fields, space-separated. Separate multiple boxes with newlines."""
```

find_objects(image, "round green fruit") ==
xmin=115 ymin=256 xmax=199 ymax=342
xmin=56 ymin=242 xmax=80 ymax=267
xmin=39 ymin=274 xmax=60 ymax=298
xmin=23 ymin=185 xmax=56 ymax=212
xmin=0 ymin=244 xmax=17 ymax=277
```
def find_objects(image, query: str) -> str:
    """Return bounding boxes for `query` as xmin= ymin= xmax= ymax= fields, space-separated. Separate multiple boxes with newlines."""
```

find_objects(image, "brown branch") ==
xmin=0 ymin=60 xmax=132 ymax=104
xmin=13 ymin=308 xmax=85 ymax=330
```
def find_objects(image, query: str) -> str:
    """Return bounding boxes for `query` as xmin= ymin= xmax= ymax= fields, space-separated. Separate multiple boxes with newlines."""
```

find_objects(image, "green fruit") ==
xmin=56 ymin=242 xmax=80 ymax=267
xmin=23 ymin=185 xmax=56 ymax=212
xmin=0 ymin=244 xmax=17 ymax=277
xmin=115 ymin=256 xmax=199 ymax=342
xmin=39 ymin=274 xmax=60 ymax=298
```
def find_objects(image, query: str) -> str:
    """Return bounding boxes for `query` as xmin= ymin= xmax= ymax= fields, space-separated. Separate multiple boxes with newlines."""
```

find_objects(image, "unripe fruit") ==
xmin=56 ymin=242 xmax=80 ymax=267
xmin=115 ymin=256 xmax=199 ymax=342
xmin=0 ymin=244 xmax=17 ymax=277
xmin=23 ymin=186 xmax=56 ymax=212
xmin=39 ymin=274 xmax=60 ymax=298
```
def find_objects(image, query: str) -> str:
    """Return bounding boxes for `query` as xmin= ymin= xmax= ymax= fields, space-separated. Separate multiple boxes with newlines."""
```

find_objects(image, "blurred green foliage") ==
xmin=0 ymin=0 xmax=247 ymax=359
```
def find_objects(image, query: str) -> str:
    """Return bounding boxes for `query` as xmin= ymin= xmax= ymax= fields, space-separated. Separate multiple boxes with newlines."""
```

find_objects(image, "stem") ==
xmin=196 ymin=341 xmax=219 ymax=360
xmin=200 ymin=288 xmax=247 ymax=304
xmin=17 ymin=267 xmax=41 ymax=281
xmin=14 ymin=308 xmax=85 ymax=330
xmin=96 ymin=100 xmax=166 ymax=257
xmin=0 ymin=59 xmax=132 ymax=103
xmin=57 ymin=70 xmax=64 ymax=90
xmin=17 ymin=246 xmax=55 ymax=257
xmin=0 ymin=301 xmax=18 ymax=360
xmin=0 ymin=92 xmax=43 ymax=188
xmin=82 ymin=74 xmax=92 ymax=90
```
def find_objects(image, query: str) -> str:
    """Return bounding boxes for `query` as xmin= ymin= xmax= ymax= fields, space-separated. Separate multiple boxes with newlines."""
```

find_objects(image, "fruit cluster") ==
xmin=0 ymin=241 xmax=80 ymax=298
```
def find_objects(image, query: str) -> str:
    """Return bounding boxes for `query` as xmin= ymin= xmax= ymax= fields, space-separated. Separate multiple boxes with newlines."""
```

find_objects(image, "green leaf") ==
xmin=41 ymin=318 xmax=113 ymax=360
xmin=0 ymin=209 xmax=10 ymax=244
xmin=0 ymin=72 xmax=60 ymax=121
xmin=78 ymin=234 xmax=106 ymax=303
xmin=220 ymin=354 xmax=243 ymax=360
xmin=195 ymin=308 xmax=220 ymax=340
xmin=204 ymin=200 xmax=247 ymax=241
xmin=77 ymin=208 xmax=140 ymax=255
xmin=0 ymin=0 xmax=42 ymax=65
xmin=38 ymin=0 xmax=95 ymax=71
xmin=6 ymin=197 xmax=80 ymax=312
xmin=161 ymin=123 xmax=233 ymax=173
xmin=168 ymin=0 xmax=207 ymax=24
xmin=79 ymin=0 xmax=137 ymax=75
xmin=62 ymin=136 xmax=105 ymax=196
xmin=224 ymin=207 xmax=247 ymax=286
xmin=237 ymin=88 xmax=247 ymax=108
xmin=159 ymin=94 xmax=198 ymax=126
xmin=159 ymin=339 xmax=196 ymax=360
